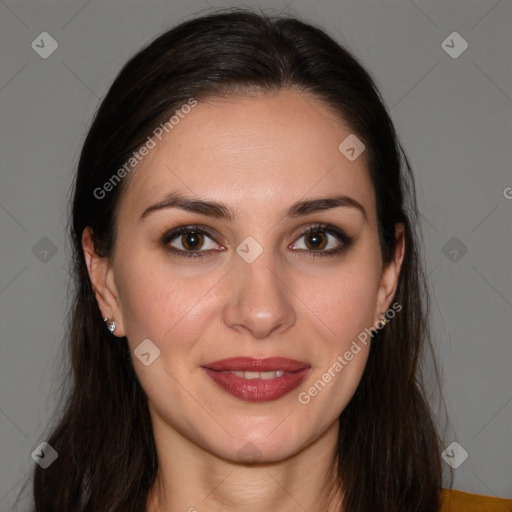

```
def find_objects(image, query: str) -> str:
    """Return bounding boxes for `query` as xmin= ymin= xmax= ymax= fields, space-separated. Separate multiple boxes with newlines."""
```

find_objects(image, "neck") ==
xmin=146 ymin=414 xmax=343 ymax=512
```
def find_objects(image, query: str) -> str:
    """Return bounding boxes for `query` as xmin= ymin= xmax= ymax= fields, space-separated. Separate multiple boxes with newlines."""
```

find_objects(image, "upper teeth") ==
xmin=230 ymin=370 xmax=285 ymax=380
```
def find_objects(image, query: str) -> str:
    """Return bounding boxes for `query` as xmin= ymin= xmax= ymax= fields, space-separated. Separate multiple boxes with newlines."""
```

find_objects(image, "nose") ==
xmin=222 ymin=246 xmax=296 ymax=340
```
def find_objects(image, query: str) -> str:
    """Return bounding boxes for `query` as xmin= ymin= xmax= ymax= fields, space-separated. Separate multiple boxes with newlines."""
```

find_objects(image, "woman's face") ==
xmin=85 ymin=88 xmax=403 ymax=463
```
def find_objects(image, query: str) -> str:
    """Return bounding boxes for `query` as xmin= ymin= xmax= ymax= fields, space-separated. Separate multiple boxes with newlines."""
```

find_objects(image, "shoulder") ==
xmin=440 ymin=489 xmax=512 ymax=511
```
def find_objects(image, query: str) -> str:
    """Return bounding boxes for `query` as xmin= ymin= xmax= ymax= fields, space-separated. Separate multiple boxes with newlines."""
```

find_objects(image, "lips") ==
xmin=203 ymin=357 xmax=309 ymax=372
xmin=202 ymin=357 xmax=311 ymax=402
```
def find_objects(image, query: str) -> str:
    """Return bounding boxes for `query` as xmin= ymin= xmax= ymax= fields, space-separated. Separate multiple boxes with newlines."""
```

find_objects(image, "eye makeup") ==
xmin=159 ymin=222 xmax=355 ymax=260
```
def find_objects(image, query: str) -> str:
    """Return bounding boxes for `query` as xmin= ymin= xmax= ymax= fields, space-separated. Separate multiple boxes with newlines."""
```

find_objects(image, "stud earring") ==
xmin=379 ymin=313 xmax=387 ymax=328
xmin=103 ymin=317 xmax=116 ymax=335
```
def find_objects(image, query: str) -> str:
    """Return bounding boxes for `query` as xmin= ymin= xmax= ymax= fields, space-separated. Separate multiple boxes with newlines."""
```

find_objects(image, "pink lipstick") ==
xmin=202 ymin=357 xmax=311 ymax=402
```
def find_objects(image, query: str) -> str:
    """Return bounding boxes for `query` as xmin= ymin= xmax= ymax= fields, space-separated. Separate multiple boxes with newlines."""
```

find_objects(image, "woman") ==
xmin=30 ymin=9 xmax=511 ymax=512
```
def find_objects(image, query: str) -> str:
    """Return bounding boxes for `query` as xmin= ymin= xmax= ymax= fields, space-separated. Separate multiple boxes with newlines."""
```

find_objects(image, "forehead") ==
xmin=119 ymin=88 xmax=375 ymax=223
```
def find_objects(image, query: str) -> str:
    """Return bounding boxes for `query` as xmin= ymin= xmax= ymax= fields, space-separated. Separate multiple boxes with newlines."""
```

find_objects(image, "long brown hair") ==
xmin=28 ymin=8 xmax=447 ymax=511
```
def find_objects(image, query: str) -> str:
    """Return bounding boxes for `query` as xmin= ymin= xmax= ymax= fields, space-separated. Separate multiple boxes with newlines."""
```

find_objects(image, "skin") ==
xmin=82 ymin=88 xmax=405 ymax=512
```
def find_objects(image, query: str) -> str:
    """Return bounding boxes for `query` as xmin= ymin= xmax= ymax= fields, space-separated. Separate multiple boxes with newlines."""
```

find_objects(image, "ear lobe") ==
xmin=81 ymin=227 xmax=126 ymax=337
xmin=375 ymin=224 xmax=406 ymax=318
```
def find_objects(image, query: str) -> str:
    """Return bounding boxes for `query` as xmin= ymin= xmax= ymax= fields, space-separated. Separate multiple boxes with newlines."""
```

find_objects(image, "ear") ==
xmin=81 ymin=226 xmax=126 ymax=337
xmin=375 ymin=223 xmax=406 ymax=322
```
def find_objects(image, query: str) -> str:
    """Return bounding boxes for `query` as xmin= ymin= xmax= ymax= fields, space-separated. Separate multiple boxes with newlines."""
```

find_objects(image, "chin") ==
xmin=208 ymin=426 xmax=312 ymax=465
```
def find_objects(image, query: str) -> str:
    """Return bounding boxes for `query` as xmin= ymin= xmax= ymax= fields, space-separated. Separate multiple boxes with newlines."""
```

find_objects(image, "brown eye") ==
xmin=162 ymin=224 xmax=223 ymax=259
xmin=290 ymin=223 xmax=354 ymax=257
xmin=180 ymin=231 xmax=204 ymax=250
xmin=303 ymin=231 xmax=328 ymax=250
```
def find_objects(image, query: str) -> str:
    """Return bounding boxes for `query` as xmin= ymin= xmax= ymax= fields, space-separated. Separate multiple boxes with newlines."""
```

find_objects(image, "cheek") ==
xmin=294 ymin=250 xmax=380 ymax=411
xmin=295 ymin=267 xmax=379 ymax=424
xmin=114 ymin=252 xmax=182 ymax=341
xmin=115 ymin=252 xmax=221 ymax=359
xmin=304 ymin=256 xmax=382 ymax=342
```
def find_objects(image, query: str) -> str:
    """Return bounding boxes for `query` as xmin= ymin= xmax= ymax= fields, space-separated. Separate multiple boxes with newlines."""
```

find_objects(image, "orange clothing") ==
xmin=440 ymin=489 xmax=512 ymax=511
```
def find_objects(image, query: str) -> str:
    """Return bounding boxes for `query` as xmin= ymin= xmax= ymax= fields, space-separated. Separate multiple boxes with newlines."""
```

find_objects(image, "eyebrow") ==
xmin=139 ymin=191 xmax=367 ymax=222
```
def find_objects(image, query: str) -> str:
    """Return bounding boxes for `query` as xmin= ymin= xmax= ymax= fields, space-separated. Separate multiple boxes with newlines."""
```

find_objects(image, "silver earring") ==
xmin=103 ymin=317 xmax=116 ymax=334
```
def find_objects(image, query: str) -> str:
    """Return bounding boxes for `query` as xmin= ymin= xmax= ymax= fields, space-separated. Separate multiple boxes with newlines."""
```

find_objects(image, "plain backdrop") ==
xmin=0 ymin=0 xmax=511 ymax=509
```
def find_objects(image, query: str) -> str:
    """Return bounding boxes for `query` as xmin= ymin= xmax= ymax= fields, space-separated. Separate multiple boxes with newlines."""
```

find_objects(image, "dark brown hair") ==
xmin=28 ymin=8 xmax=447 ymax=511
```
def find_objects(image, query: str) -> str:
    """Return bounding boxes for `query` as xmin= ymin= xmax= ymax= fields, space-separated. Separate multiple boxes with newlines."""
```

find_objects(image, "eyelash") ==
xmin=160 ymin=223 xmax=354 ymax=260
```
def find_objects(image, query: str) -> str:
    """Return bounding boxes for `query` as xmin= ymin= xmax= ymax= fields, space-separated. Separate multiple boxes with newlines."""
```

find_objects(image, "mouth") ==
xmin=201 ymin=357 xmax=311 ymax=402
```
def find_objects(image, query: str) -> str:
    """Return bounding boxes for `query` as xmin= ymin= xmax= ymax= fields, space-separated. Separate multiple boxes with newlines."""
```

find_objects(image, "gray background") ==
xmin=1 ymin=0 xmax=511 ymax=509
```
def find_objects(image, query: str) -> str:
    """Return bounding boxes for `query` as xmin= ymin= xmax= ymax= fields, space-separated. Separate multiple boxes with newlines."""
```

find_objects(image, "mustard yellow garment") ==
xmin=440 ymin=489 xmax=512 ymax=511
